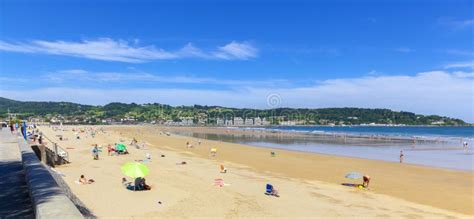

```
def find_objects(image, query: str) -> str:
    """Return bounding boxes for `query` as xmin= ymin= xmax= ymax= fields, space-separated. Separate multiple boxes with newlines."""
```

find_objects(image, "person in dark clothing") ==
xmin=38 ymin=135 xmax=43 ymax=145
xmin=133 ymin=177 xmax=150 ymax=191
xmin=20 ymin=126 xmax=25 ymax=139
xmin=134 ymin=177 xmax=144 ymax=190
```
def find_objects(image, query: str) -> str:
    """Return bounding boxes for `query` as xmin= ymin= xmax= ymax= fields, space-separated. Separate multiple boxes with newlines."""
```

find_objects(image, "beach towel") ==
xmin=214 ymin=178 xmax=224 ymax=187
xmin=214 ymin=178 xmax=230 ymax=187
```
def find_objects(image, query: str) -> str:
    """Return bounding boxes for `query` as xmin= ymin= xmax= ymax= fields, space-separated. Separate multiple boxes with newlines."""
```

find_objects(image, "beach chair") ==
xmin=265 ymin=184 xmax=273 ymax=195
xmin=265 ymin=184 xmax=279 ymax=197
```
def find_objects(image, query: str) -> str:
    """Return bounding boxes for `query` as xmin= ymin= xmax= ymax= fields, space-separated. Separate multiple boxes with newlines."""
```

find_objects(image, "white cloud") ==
xmin=212 ymin=41 xmax=258 ymax=60
xmin=395 ymin=47 xmax=414 ymax=53
xmin=452 ymin=71 xmax=474 ymax=78
xmin=445 ymin=49 xmax=474 ymax=56
xmin=1 ymin=71 xmax=473 ymax=122
xmin=0 ymin=38 xmax=258 ymax=62
xmin=444 ymin=60 xmax=474 ymax=69
xmin=0 ymin=77 xmax=29 ymax=83
xmin=438 ymin=18 xmax=474 ymax=30
xmin=42 ymin=69 xmax=287 ymax=87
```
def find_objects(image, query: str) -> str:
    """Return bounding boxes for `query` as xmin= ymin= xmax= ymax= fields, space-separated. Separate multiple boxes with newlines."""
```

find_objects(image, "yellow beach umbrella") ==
xmin=121 ymin=162 xmax=149 ymax=178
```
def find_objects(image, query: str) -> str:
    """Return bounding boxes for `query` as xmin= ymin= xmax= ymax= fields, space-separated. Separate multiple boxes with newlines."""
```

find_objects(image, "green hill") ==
xmin=0 ymin=97 xmax=468 ymax=126
xmin=0 ymin=97 xmax=94 ymax=116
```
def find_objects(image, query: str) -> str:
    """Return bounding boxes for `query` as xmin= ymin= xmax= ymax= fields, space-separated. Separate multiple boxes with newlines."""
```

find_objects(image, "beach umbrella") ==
xmin=345 ymin=172 xmax=363 ymax=179
xmin=116 ymin=143 xmax=126 ymax=151
xmin=121 ymin=162 xmax=149 ymax=178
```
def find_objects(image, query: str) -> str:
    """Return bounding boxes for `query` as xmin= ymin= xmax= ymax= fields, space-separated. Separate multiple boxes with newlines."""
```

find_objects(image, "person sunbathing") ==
xmin=122 ymin=177 xmax=130 ymax=186
xmin=79 ymin=175 xmax=95 ymax=184
xmin=141 ymin=178 xmax=151 ymax=190
xmin=271 ymin=187 xmax=279 ymax=197
xmin=265 ymin=184 xmax=279 ymax=197
xmin=133 ymin=177 xmax=151 ymax=191
xmin=122 ymin=177 xmax=136 ymax=190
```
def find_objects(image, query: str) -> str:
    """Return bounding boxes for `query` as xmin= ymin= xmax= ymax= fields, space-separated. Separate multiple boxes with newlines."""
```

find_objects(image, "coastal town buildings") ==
xmin=233 ymin=117 xmax=244 ymax=126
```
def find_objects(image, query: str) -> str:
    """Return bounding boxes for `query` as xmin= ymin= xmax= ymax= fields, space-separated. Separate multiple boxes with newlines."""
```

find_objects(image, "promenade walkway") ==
xmin=0 ymin=129 xmax=34 ymax=218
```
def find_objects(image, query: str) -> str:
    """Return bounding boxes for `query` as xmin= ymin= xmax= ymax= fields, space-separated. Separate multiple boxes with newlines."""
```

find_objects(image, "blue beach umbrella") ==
xmin=345 ymin=172 xmax=363 ymax=179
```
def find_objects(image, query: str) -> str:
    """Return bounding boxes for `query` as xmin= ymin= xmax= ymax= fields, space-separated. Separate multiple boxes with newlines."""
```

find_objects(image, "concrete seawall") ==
xmin=0 ymin=130 xmax=34 ymax=218
xmin=16 ymin=133 xmax=83 ymax=219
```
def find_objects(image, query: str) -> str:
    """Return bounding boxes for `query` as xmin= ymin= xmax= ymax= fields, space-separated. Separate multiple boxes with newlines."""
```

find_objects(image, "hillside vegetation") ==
xmin=0 ymin=97 xmax=468 ymax=126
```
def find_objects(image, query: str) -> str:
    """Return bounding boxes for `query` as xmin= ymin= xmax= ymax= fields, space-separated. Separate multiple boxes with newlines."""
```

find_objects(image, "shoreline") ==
xmin=39 ymin=125 xmax=474 ymax=217
xmin=144 ymin=127 xmax=474 ymax=214
xmin=165 ymin=125 xmax=474 ymax=143
xmin=162 ymin=126 xmax=474 ymax=171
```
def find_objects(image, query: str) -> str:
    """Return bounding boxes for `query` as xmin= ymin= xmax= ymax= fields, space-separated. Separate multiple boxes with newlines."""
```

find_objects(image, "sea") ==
xmin=175 ymin=126 xmax=474 ymax=171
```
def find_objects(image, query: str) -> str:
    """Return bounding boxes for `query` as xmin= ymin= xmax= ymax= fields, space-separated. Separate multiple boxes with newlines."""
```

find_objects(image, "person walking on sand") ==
xmin=362 ymin=175 xmax=371 ymax=188
xmin=400 ymin=150 xmax=404 ymax=163
xmin=92 ymin=145 xmax=99 ymax=160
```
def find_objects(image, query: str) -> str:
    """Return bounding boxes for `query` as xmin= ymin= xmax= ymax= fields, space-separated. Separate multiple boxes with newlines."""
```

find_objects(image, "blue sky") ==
xmin=0 ymin=0 xmax=473 ymax=121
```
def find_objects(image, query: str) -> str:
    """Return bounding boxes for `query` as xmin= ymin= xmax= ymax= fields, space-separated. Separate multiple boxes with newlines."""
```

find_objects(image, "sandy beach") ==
xmin=38 ymin=125 xmax=473 ymax=218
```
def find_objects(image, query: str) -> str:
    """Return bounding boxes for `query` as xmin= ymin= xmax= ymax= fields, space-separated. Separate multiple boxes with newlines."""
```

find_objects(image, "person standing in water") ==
xmin=400 ymin=150 xmax=404 ymax=163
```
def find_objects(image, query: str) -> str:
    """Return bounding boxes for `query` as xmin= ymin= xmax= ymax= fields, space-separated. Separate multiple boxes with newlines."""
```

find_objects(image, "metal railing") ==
xmin=41 ymin=134 xmax=70 ymax=164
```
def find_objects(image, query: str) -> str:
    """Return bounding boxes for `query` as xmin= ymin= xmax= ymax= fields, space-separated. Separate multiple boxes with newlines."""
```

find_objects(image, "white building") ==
xmin=280 ymin=121 xmax=296 ymax=126
xmin=198 ymin=118 xmax=206 ymax=125
xmin=181 ymin=118 xmax=194 ymax=126
xmin=262 ymin=118 xmax=271 ymax=126
xmin=233 ymin=117 xmax=244 ymax=126
xmin=216 ymin=118 xmax=225 ymax=126
xmin=245 ymin=118 xmax=254 ymax=126
xmin=254 ymin=117 xmax=262 ymax=126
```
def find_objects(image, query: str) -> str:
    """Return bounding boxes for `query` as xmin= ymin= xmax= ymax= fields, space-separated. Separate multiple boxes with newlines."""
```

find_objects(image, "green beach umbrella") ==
xmin=121 ymin=162 xmax=149 ymax=178
xmin=116 ymin=143 xmax=126 ymax=151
